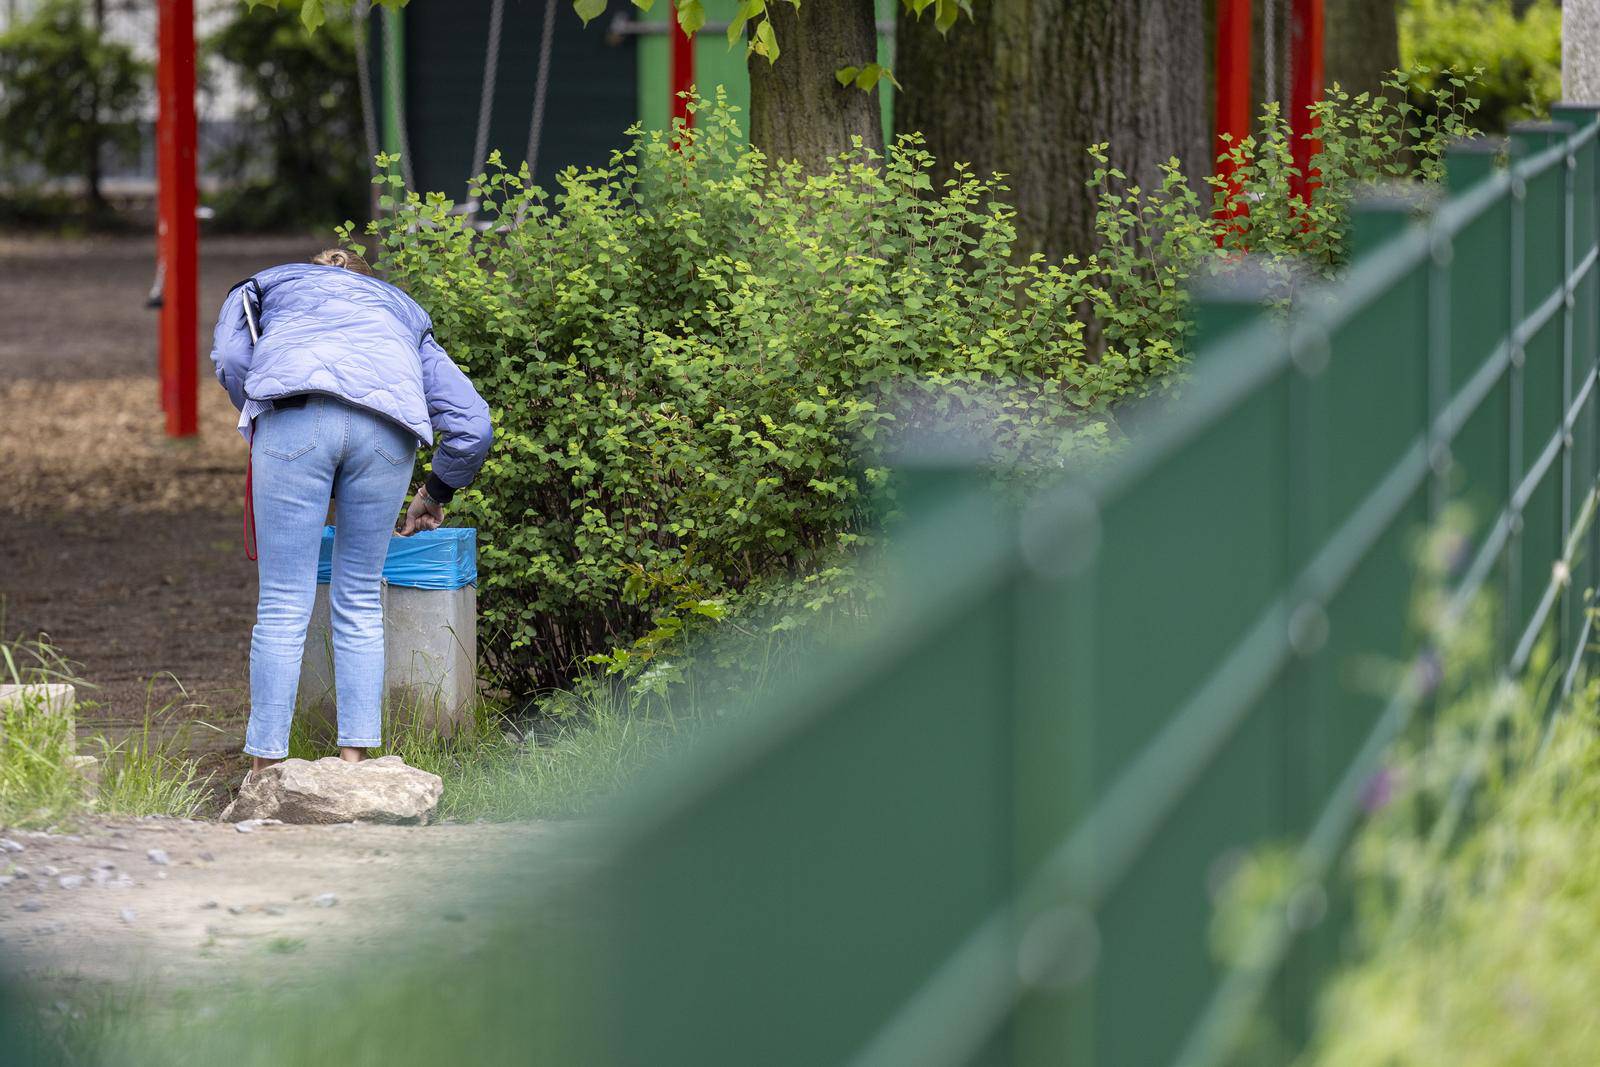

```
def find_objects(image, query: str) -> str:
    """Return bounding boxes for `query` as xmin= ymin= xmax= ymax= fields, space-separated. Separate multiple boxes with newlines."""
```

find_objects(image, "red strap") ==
xmin=243 ymin=443 xmax=258 ymax=562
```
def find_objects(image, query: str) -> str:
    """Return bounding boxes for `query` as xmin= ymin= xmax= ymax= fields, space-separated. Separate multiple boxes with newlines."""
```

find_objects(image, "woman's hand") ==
xmin=399 ymin=486 xmax=444 ymax=536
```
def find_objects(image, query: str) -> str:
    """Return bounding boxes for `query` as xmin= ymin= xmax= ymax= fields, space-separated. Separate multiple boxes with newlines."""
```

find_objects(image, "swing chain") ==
xmin=467 ymin=0 xmax=506 ymax=204
xmin=526 ymin=0 xmax=558 ymax=182
xmin=353 ymin=0 xmax=381 ymax=177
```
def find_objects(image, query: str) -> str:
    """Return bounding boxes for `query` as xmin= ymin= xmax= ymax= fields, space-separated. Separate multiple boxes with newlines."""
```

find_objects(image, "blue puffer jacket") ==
xmin=209 ymin=263 xmax=492 ymax=501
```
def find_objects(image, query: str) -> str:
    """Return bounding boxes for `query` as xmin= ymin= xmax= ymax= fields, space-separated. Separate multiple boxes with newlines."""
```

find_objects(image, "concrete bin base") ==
xmin=297 ymin=583 xmax=477 ymax=737
xmin=295 ymin=527 xmax=479 ymax=739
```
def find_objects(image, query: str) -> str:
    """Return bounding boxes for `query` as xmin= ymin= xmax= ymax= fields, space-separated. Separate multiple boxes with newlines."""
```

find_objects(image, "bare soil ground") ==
xmin=0 ymin=234 xmax=324 ymax=747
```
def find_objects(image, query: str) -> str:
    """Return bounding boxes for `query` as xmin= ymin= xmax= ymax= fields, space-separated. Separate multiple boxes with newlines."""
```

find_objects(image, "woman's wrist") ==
xmin=423 ymin=472 xmax=456 ymax=505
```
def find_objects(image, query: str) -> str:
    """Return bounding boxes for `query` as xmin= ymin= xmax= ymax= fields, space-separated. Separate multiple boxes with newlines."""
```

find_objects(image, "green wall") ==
xmin=635 ymin=1 xmax=896 ymax=142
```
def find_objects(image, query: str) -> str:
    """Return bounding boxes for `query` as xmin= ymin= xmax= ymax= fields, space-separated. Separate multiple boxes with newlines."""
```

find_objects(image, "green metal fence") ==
xmin=560 ymin=105 xmax=1600 ymax=1066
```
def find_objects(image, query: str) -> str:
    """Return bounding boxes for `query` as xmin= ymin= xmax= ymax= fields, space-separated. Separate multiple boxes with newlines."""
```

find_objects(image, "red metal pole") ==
xmin=669 ymin=2 xmax=695 ymax=129
xmin=1214 ymin=0 xmax=1252 ymax=173
xmin=1289 ymin=0 xmax=1325 ymax=205
xmin=1214 ymin=0 xmax=1252 ymax=224
xmin=157 ymin=0 xmax=198 ymax=438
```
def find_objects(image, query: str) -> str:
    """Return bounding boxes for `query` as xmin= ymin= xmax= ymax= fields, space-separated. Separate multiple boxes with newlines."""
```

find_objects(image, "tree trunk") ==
xmin=747 ymin=0 xmax=883 ymax=170
xmin=894 ymin=0 xmax=1207 ymax=265
xmin=1565 ymin=0 xmax=1600 ymax=102
xmin=1324 ymin=0 xmax=1400 ymax=102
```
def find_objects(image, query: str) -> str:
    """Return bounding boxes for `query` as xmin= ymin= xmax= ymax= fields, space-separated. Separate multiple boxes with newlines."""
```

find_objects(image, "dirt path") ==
xmin=0 ymin=234 xmax=326 ymax=745
xmin=0 ymin=816 xmax=582 ymax=997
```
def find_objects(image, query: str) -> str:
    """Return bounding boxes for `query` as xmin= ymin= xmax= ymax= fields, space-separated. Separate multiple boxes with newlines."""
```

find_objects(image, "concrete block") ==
xmin=0 ymin=684 xmax=76 ymax=737
xmin=296 ymin=582 xmax=477 ymax=738
xmin=69 ymin=754 xmax=101 ymax=801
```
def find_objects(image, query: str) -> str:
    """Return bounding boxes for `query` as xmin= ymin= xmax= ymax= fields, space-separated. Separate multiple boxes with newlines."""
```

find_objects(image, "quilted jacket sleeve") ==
xmin=209 ymin=282 xmax=255 ymax=411
xmin=418 ymin=329 xmax=494 ymax=503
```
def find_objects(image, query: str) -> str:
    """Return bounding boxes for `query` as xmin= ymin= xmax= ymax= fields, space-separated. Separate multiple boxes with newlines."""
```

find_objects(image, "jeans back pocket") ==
xmin=374 ymin=420 xmax=419 ymax=466
xmin=259 ymin=399 xmax=322 ymax=461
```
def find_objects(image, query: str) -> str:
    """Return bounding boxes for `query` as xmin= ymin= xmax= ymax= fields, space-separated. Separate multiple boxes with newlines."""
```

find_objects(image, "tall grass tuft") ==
xmin=92 ymin=694 xmax=210 ymax=821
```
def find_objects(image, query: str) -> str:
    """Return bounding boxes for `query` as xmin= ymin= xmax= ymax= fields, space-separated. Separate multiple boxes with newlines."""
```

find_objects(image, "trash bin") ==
xmin=297 ymin=526 xmax=478 ymax=737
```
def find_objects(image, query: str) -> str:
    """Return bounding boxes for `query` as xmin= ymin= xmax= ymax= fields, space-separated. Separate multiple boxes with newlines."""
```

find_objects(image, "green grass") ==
xmin=0 ymin=638 xmax=210 ymax=828
xmin=1294 ymin=662 xmax=1600 ymax=1066
xmin=263 ymin=937 xmax=307 ymax=956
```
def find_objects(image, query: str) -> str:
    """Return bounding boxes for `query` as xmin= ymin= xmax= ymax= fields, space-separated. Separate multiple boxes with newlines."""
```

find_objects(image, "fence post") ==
xmin=1550 ymin=105 xmax=1600 ymax=685
xmin=1508 ymin=121 xmax=1575 ymax=677
xmin=1187 ymin=260 xmax=1282 ymax=362
xmin=1347 ymin=186 xmax=1430 ymax=262
xmin=1443 ymin=136 xmax=1501 ymax=194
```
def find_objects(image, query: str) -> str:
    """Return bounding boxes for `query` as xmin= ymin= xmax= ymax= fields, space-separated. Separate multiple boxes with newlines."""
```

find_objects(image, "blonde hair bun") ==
xmin=311 ymin=248 xmax=375 ymax=276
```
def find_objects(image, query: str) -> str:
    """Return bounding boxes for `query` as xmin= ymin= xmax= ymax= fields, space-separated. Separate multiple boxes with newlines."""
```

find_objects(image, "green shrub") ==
xmin=1401 ymin=0 xmax=1560 ymax=133
xmin=352 ymin=83 xmax=1476 ymax=693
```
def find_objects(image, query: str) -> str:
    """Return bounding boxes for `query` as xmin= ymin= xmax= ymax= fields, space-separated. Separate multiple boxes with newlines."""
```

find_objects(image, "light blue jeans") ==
xmin=244 ymin=397 xmax=416 ymax=759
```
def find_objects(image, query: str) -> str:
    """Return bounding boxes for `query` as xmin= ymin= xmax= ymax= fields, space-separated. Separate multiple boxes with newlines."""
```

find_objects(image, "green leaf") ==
xmin=631 ymin=0 xmax=655 ymax=10
xmin=299 ymin=0 xmax=324 ymax=32
xmin=677 ymin=0 xmax=706 ymax=35
xmin=835 ymin=65 xmax=860 ymax=87
xmin=752 ymin=17 xmax=779 ymax=61
xmin=854 ymin=63 xmax=881 ymax=91
xmin=574 ymin=0 xmax=608 ymax=24
xmin=727 ymin=0 xmax=765 ymax=45
xmin=689 ymin=600 xmax=727 ymax=620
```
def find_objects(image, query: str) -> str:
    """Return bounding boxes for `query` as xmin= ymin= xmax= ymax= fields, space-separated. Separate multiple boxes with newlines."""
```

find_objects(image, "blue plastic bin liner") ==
xmin=315 ymin=526 xmax=477 ymax=590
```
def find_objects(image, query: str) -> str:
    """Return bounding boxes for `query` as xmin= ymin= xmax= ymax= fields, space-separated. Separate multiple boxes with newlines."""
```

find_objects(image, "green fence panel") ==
xmin=1442 ymin=141 xmax=1514 ymax=588
xmin=591 ymin=485 xmax=1021 ymax=1067
xmin=1077 ymin=370 xmax=1296 ymax=1066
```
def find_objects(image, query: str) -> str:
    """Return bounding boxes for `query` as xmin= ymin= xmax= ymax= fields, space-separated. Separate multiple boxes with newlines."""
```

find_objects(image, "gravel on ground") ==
xmin=0 ymin=816 xmax=579 ymax=998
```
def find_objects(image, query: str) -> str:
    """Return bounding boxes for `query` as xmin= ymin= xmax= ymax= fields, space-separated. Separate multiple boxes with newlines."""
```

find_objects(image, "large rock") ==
xmin=222 ymin=756 xmax=443 ymax=825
